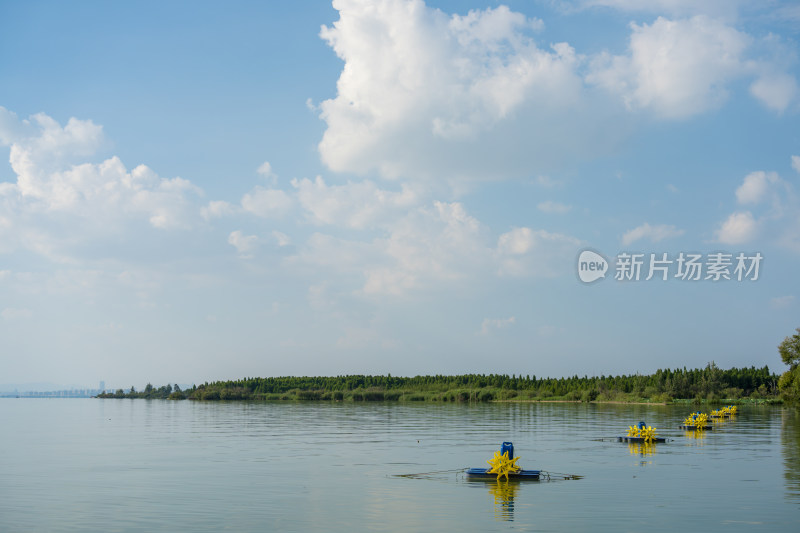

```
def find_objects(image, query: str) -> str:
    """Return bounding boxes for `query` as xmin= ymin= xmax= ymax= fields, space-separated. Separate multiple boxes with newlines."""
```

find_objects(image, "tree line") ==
xmin=96 ymin=363 xmax=779 ymax=403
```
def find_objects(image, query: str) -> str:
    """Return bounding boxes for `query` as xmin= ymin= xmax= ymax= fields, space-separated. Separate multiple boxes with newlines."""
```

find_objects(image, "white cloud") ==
xmin=291 ymin=176 xmax=418 ymax=229
xmin=537 ymin=200 xmax=572 ymax=214
xmin=1 ymin=308 xmax=33 ymax=320
xmin=272 ymin=230 xmax=291 ymax=247
xmin=534 ymin=175 xmax=561 ymax=188
xmin=296 ymin=232 xmax=377 ymax=273
xmin=497 ymin=227 xmax=537 ymax=255
xmin=7 ymin=111 xmax=105 ymax=180
xmin=0 ymin=109 xmax=204 ymax=260
xmin=735 ymin=171 xmax=779 ymax=204
xmin=362 ymin=201 xmax=491 ymax=294
xmin=317 ymin=2 xmax=796 ymax=182
xmin=318 ymin=0 xmax=796 ymax=183
xmin=307 ymin=282 xmax=335 ymax=311
xmin=666 ymin=184 xmax=679 ymax=193
xmin=792 ymin=155 xmax=800 ymax=174
xmin=240 ymin=186 xmax=293 ymax=218
xmin=750 ymin=73 xmax=798 ymax=113
xmin=496 ymin=226 xmax=582 ymax=277
xmin=588 ymin=16 xmax=750 ymax=119
xmin=717 ymin=166 xmax=800 ymax=250
xmin=362 ymin=269 xmax=418 ymax=296
xmin=292 ymin=199 xmax=581 ymax=297
xmin=621 ymin=223 xmax=684 ymax=246
xmin=201 ymin=200 xmax=238 ymax=220
xmin=257 ymin=161 xmax=275 ymax=179
xmin=14 ymin=228 xmax=78 ymax=264
xmin=317 ymin=0 xmax=601 ymax=181
xmin=0 ymin=107 xmax=34 ymax=145
xmin=770 ymin=295 xmax=795 ymax=309
xmin=715 ymin=211 xmax=757 ymax=244
xmin=480 ymin=316 xmax=516 ymax=335
xmin=227 ymin=230 xmax=259 ymax=257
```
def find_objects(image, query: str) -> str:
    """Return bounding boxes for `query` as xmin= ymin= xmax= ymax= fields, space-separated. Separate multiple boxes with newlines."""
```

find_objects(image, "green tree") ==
xmin=778 ymin=327 xmax=800 ymax=403
xmin=780 ymin=328 xmax=800 ymax=368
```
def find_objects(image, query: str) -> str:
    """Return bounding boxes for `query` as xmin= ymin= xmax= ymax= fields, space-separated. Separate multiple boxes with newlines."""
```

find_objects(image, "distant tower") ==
xmin=99 ymin=381 xmax=105 ymax=393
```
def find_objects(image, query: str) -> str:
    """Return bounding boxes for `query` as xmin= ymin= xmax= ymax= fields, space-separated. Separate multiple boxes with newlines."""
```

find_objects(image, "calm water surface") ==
xmin=1 ymin=400 xmax=799 ymax=532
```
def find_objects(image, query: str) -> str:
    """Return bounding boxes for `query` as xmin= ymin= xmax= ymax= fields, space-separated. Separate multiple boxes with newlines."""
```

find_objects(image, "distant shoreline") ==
xmin=95 ymin=364 xmax=782 ymax=404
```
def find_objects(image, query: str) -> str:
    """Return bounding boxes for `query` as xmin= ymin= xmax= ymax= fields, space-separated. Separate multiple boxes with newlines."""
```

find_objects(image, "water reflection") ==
xmin=684 ymin=429 xmax=707 ymax=443
xmin=782 ymin=409 xmax=800 ymax=503
xmin=628 ymin=441 xmax=656 ymax=457
xmin=487 ymin=481 xmax=520 ymax=521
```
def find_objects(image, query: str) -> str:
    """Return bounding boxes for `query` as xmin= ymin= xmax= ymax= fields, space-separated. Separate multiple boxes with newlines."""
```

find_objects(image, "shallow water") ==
xmin=1 ymin=399 xmax=798 ymax=532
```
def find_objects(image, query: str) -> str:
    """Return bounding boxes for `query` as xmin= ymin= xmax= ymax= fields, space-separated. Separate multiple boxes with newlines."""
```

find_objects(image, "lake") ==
xmin=1 ymin=399 xmax=798 ymax=532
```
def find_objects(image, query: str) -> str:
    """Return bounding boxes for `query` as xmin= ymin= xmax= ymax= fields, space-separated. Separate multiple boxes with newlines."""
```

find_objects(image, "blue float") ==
xmin=465 ymin=467 xmax=541 ymax=480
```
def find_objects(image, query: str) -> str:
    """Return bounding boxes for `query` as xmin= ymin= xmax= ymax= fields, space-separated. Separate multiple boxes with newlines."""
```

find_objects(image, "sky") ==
xmin=1 ymin=0 xmax=799 ymax=390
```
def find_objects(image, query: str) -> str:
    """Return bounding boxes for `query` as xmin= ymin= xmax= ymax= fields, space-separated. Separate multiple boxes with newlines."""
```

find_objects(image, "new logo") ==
xmin=577 ymin=249 xmax=608 ymax=284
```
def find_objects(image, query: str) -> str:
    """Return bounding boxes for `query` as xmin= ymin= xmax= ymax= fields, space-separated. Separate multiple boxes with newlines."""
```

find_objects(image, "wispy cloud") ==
xmin=621 ymin=223 xmax=684 ymax=246
xmin=227 ymin=230 xmax=259 ymax=257
xmin=715 ymin=211 xmax=757 ymax=245
xmin=537 ymin=200 xmax=572 ymax=214
xmin=480 ymin=316 xmax=516 ymax=335
xmin=770 ymin=295 xmax=795 ymax=309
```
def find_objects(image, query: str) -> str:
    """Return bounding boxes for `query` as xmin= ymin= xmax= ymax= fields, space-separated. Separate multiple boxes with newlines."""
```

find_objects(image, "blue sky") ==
xmin=1 ymin=0 xmax=799 ymax=389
